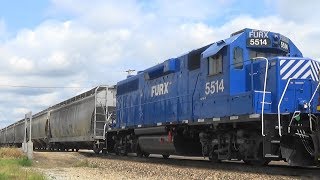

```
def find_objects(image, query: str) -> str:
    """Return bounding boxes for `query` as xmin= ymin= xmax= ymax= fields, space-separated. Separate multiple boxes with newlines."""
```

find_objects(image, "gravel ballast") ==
xmin=29 ymin=151 xmax=318 ymax=180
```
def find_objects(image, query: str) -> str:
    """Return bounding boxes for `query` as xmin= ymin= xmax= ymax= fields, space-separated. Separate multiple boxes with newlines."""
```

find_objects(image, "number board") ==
xmin=246 ymin=30 xmax=271 ymax=47
xmin=279 ymin=35 xmax=289 ymax=52
xmin=246 ymin=38 xmax=271 ymax=47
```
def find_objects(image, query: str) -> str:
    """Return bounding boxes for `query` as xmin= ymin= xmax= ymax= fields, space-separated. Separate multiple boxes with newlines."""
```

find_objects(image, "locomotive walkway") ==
xmin=27 ymin=150 xmax=319 ymax=179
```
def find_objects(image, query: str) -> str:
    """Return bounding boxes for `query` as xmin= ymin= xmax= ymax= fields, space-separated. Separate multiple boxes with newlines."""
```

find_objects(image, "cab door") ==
xmin=193 ymin=47 xmax=229 ymax=119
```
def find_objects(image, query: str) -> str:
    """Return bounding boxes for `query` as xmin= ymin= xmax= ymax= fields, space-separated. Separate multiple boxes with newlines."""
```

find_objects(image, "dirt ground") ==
xmin=28 ymin=150 xmax=318 ymax=180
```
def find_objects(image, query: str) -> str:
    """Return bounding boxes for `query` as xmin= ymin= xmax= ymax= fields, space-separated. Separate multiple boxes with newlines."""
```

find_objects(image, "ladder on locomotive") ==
xmin=93 ymin=86 xmax=108 ymax=138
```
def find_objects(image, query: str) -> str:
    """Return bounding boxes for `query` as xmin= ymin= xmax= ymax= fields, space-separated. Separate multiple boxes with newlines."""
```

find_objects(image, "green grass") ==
xmin=0 ymin=148 xmax=45 ymax=180
xmin=18 ymin=157 xmax=32 ymax=167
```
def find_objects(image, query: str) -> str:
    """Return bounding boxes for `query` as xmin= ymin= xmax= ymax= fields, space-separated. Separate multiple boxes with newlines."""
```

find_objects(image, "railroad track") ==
xmin=76 ymin=151 xmax=320 ymax=179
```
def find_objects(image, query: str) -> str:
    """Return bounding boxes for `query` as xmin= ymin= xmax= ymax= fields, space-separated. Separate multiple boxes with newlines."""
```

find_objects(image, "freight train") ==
xmin=0 ymin=86 xmax=117 ymax=153
xmin=1 ymin=28 xmax=320 ymax=167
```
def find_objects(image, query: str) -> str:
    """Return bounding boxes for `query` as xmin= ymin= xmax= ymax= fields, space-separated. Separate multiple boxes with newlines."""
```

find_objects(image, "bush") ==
xmin=0 ymin=147 xmax=24 ymax=158
xmin=0 ymin=147 xmax=44 ymax=179
xmin=18 ymin=157 xmax=32 ymax=167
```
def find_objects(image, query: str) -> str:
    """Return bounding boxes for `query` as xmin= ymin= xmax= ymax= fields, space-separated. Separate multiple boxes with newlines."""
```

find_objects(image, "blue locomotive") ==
xmin=111 ymin=28 xmax=320 ymax=166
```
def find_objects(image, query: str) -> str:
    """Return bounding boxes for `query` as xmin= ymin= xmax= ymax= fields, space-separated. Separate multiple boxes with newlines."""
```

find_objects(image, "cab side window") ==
xmin=208 ymin=54 xmax=223 ymax=76
xmin=233 ymin=47 xmax=243 ymax=69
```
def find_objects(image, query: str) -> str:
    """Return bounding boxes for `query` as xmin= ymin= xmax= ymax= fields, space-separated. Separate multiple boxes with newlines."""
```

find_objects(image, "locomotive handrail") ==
xmin=308 ymin=80 xmax=320 ymax=132
xmin=251 ymin=57 xmax=269 ymax=136
xmin=103 ymin=113 xmax=113 ymax=140
xmin=103 ymin=123 xmax=108 ymax=140
xmin=278 ymin=78 xmax=295 ymax=137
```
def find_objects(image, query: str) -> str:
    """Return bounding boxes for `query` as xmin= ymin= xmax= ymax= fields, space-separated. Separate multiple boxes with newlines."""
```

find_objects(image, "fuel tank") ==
xmin=138 ymin=133 xmax=202 ymax=156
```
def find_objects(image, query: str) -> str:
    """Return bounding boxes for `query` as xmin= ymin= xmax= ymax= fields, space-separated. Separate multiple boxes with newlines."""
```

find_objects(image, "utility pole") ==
xmin=22 ymin=116 xmax=27 ymax=153
xmin=26 ymin=111 xmax=33 ymax=159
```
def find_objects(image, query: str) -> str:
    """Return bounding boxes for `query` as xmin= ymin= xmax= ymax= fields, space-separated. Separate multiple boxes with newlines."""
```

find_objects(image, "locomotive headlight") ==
xmin=299 ymin=100 xmax=308 ymax=110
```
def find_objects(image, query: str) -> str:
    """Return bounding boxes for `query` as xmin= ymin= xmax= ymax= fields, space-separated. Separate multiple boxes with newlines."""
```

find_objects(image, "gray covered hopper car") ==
xmin=27 ymin=110 xmax=50 ymax=149
xmin=48 ymin=86 xmax=116 ymax=153
xmin=0 ymin=85 xmax=116 ymax=153
xmin=14 ymin=120 xmax=25 ymax=145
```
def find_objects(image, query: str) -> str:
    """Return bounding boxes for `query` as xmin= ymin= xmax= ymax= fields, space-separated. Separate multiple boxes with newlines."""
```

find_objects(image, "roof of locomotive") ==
xmin=117 ymin=28 xmax=303 ymax=85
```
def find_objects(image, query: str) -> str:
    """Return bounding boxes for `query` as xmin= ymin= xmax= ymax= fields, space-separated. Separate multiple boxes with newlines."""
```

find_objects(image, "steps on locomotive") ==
xmin=261 ymin=114 xmax=288 ymax=159
xmin=262 ymin=112 xmax=315 ymax=160
xmin=263 ymin=135 xmax=281 ymax=159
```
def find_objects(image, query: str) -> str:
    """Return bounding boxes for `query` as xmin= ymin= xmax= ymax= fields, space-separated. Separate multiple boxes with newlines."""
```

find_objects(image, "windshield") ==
xmin=249 ymin=49 xmax=287 ymax=59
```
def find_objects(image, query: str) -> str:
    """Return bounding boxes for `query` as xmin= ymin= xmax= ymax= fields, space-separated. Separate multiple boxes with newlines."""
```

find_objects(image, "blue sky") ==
xmin=1 ymin=0 xmax=274 ymax=34
xmin=0 ymin=0 xmax=319 ymax=126
xmin=0 ymin=1 xmax=49 ymax=35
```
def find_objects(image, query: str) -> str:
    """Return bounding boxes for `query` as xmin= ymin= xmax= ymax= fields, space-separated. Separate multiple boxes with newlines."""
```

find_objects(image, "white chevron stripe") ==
xmin=311 ymin=61 xmax=315 ymax=75
xmin=280 ymin=60 xmax=286 ymax=66
xmin=312 ymin=61 xmax=319 ymax=80
xmin=301 ymin=70 xmax=312 ymax=80
xmin=280 ymin=60 xmax=295 ymax=75
xmin=293 ymin=61 xmax=310 ymax=79
xmin=282 ymin=60 xmax=305 ymax=80
xmin=314 ymin=61 xmax=320 ymax=76
xmin=311 ymin=71 xmax=315 ymax=81
xmin=310 ymin=61 xmax=318 ymax=81
xmin=312 ymin=60 xmax=316 ymax=69
xmin=315 ymin=61 xmax=320 ymax=70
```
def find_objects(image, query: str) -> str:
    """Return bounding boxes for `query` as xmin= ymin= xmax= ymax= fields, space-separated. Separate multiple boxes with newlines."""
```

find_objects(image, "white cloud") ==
xmin=9 ymin=56 xmax=34 ymax=72
xmin=274 ymin=0 xmax=320 ymax=23
xmin=13 ymin=108 xmax=29 ymax=116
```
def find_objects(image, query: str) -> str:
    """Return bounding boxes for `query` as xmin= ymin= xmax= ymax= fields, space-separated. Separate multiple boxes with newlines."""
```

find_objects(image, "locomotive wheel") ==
xmin=102 ymin=149 xmax=107 ymax=154
xmin=143 ymin=153 xmax=150 ymax=158
xmin=93 ymin=149 xmax=101 ymax=154
xmin=93 ymin=144 xmax=102 ymax=154
xmin=137 ymin=152 xmax=143 ymax=157
xmin=162 ymin=155 xmax=170 ymax=159
xmin=209 ymin=154 xmax=221 ymax=163
xmin=136 ymin=149 xmax=143 ymax=157
xmin=209 ymin=147 xmax=221 ymax=163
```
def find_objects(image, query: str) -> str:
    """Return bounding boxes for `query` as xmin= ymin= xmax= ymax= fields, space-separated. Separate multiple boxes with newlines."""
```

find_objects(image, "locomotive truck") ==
xmin=1 ymin=28 xmax=320 ymax=167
